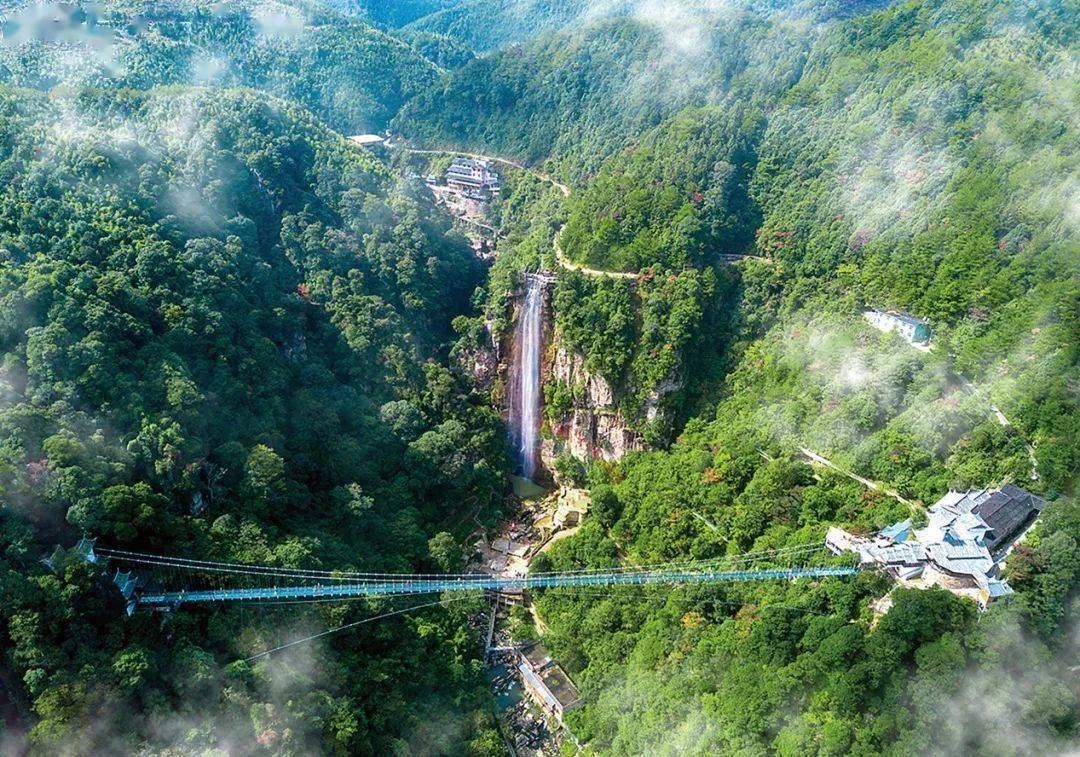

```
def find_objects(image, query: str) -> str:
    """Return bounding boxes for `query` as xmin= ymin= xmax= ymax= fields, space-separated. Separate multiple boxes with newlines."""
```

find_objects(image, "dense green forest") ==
xmin=405 ymin=0 xmax=1079 ymax=752
xmin=536 ymin=461 xmax=1078 ymax=753
xmin=0 ymin=85 xmax=508 ymax=753
xmin=407 ymin=0 xmax=1078 ymax=481
xmin=395 ymin=8 xmax=811 ymax=169
xmin=0 ymin=1 xmax=445 ymax=134
xmin=336 ymin=0 xmax=616 ymax=51
xmin=0 ymin=0 xmax=1075 ymax=754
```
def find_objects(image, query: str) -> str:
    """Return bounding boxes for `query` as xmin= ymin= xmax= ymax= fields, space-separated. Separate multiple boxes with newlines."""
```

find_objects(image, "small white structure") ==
xmin=347 ymin=134 xmax=386 ymax=148
xmin=864 ymin=307 xmax=932 ymax=345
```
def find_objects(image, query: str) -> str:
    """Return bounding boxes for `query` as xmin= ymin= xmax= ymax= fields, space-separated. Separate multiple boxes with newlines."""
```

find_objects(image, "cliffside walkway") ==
xmin=799 ymin=447 xmax=914 ymax=508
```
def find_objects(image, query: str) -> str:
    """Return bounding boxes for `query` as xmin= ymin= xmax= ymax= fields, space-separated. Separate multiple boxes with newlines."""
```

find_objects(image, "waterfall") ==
xmin=509 ymin=275 xmax=543 ymax=481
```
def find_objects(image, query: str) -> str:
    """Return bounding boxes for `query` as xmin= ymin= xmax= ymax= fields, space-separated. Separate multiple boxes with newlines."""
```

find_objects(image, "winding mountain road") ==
xmin=404 ymin=146 xmax=766 ymax=279
xmin=405 ymin=148 xmax=569 ymax=197
xmin=404 ymin=147 xmax=645 ymax=280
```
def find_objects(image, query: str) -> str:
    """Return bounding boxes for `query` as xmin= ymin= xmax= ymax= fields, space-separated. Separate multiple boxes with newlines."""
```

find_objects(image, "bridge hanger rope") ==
xmin=95 ymin=543 xmax=830 ymax=584
xmin=101 ymin=541 xmax=827 ymax=574
xmin=227 ymin=581 xmax=833 ymax=615
xmin=241 ymin=594 xmax=476 ymax=662
xmin=243 ymin=583 xmax=829 ymax=611
xmin=242 ymin=589 xmax=457 ymax=607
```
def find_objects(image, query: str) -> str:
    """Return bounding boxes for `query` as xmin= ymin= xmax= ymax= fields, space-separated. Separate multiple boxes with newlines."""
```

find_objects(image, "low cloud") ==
xmin=918 ymin=614 xmax=1080 ymax=756
xmin=251 ymin=3 xmax=307 ymax=41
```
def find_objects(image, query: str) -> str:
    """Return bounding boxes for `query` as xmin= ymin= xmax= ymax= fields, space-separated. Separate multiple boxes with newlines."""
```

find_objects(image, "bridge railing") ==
xmin=132 ymin=566 xmax=860 ymax=609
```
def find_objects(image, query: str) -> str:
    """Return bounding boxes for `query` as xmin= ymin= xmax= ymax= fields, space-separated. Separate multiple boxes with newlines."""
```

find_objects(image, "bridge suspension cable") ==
xmin=242 ymin=595 xmax=477 ymax=662
xmin=82 ymin=540 xmax=858 ymax=613
xmin=130 ymin=566 xmax=857 ymax=608
xmin=94 ymin=542 xmax=830 ymax=583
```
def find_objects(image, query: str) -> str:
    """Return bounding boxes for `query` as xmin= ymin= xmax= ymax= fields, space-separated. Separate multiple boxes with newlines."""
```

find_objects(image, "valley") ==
xmin=0 ymin=0 xmax=1075 ymax=755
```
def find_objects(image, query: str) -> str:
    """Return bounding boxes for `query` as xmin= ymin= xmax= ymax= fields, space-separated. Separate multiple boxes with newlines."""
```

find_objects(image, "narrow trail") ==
xmin=956 ymin=376 xmax=1039 ymax=482
xmin=798 ymin=447 xmax=916 ymax=509
xmin=718 ymin=253 xmax=775 ymax=265
xmin=553 ymin=234 xmax=638 ymax=279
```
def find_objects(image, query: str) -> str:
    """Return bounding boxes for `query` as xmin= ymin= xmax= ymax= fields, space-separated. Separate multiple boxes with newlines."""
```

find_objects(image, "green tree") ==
xmin=428 ymin=531 xmax=463 ymax=572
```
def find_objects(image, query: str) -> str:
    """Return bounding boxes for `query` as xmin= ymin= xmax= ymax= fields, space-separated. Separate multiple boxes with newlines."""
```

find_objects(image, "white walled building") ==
xmin=864 ymin=307 xmax=932 ymax=345
xmin=445 ymin=157 xmax=500 ymax=196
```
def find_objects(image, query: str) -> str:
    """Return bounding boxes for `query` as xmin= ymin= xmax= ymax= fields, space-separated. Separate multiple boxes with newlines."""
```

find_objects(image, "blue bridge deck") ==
xmin=135 ymin=566 xmax=859 ymax=608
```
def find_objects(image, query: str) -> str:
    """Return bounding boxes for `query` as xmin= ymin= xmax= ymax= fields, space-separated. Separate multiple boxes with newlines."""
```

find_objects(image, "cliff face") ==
xmin=486 ymin=275 xmax=684 ymax=478
xmin=540 ymin=345 xmax=645 ymax=465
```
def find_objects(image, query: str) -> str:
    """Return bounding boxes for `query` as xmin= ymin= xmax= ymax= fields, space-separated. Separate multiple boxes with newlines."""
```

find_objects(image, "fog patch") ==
xmin=585 ymin=666 xmax=722 ymax=754
xmin=251 ymin=2 xmax=307 ymax=41
xmin=0 ymin=1 xmax=120 ymax=80
xmin=839 ymin=125 xmax=957 ymax=238
xmin=977 ymin=44 xmax=1080 ymax=237
xmin=828 ymin=21 xmax=1078 ymax=242
xmin=190 ymin=53 xmax=230 ymax=84
xmin=917 ymin=613 xmax=1080 ymax=756
xmin=0 ymin=1 xmax=116 ymax=56
xmin=631 ymin=0 xmax=736 ymax=58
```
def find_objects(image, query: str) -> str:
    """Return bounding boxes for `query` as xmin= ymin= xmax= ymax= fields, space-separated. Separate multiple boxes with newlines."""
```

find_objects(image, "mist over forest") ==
xmin=0 ymin=0 xmax=1075 ymax=755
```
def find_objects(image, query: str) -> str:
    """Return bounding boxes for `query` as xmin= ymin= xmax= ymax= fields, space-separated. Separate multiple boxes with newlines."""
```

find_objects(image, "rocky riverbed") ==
xmin=466 ymin=488 xmax=588 ymax=755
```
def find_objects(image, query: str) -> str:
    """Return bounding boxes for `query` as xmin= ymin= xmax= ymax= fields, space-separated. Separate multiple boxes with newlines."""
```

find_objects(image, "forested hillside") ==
xmin=0 ymin=0 xmax=1075 ymax=754
xmin=535 ymin=455 xmax=1078 ymax=753
xmin=407 ymin=0 xmax=1078 ymax=484
xmin=557 ymin=105 xmax=763 ymax=271
xmin=0 ymin=85 xmax=507 ymax=753
xmin=395 ymin=6 xmax=816 ymax=169
xmin=405 ymin=0 xmax=1078 ymax=752
xmin=337 ymin=0 xmax=601 ymax=51
xmin=399 ymin=0 xmax=593 ymax=51
xmin=0 ymin=1 xmax=443 ymax=134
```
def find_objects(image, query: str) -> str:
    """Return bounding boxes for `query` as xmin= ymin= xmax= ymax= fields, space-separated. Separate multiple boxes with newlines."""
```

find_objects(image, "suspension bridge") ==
xmin=63 ymin=539 xmax=861 ymax=615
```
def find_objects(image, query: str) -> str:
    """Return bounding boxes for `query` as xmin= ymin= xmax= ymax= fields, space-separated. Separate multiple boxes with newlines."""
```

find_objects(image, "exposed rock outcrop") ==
xmin=490 ymin=274 xmax=686 ymax=478
xmin=643 ymin=374 xmax=682 ymax=423
xmin=551 ymin=347 xmax=614 ymax=408
xmin=541 ymin=346 xmax=645 ymax=465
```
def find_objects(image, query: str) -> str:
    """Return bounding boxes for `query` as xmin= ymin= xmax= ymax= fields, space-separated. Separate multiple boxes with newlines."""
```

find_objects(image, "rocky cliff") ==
xmin=540 ymin=345 xmax=645 ymax=465
xmin=477 ymin=275 xmax=684 ymax=479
